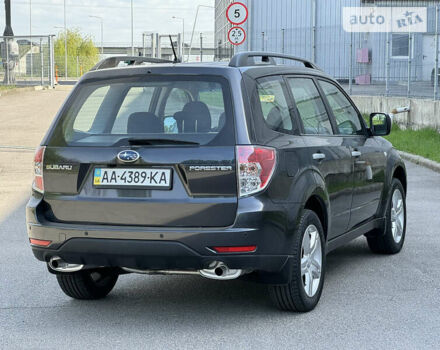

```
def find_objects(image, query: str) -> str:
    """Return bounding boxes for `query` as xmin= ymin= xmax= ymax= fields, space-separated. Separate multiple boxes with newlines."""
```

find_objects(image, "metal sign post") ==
xmin=200 ymin=32 xmax=203 ymax=62
xmin=434 ymin=5 xmax=439 ymax=100
xmin=407 ymin=30 xmax=412 ymax=98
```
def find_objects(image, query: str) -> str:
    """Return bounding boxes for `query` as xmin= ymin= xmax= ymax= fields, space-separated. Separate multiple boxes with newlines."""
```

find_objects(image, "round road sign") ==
xmin=228 ymin=26 xmax=246 ymax=46
xmin=226 ymin=2 xmax=248 ymax=25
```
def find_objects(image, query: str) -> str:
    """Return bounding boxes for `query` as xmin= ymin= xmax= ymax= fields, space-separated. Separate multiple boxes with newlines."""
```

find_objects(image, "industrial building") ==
xmin=215 ymin=0 xmax=440 ymax=84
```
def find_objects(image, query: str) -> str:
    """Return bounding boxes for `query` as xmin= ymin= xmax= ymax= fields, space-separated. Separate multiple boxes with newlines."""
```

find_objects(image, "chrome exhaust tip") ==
xmin=49 ymin=256 xmax=84 ymax=273
xmin=199 ymin=261 xmax=243 ymax=280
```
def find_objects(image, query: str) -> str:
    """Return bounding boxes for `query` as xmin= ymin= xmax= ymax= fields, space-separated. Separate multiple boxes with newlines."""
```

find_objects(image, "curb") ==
xmin=0 ymin=85 xmax=52 ymax=97
xmin=398 ymin=151 xmax=440 ymax=173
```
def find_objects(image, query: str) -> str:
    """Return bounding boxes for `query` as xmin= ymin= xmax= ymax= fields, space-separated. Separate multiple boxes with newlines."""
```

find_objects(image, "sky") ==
xmin=0 ymin=0 xmax=215 ymax=46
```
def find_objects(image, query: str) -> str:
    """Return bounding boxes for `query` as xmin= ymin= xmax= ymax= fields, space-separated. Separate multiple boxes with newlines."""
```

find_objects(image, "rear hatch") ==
xmin=40 ymin=74 xmax=238 ymax=227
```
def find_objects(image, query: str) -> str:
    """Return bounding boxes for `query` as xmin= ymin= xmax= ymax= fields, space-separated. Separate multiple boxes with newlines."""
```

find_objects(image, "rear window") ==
xmin=49 ymin=76 xmax=234 ymax=146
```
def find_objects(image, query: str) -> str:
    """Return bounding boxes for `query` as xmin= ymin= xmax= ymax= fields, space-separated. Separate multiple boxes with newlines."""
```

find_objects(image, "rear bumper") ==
xmin=31 ymin=238 xmax=289 ymax=273
xmin=26 ymin=195 xmax=302 ymax=281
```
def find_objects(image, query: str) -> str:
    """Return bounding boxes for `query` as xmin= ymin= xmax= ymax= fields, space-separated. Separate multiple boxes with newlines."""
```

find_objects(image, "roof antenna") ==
xmin=169 ymin=35 xmax=180 ymax=63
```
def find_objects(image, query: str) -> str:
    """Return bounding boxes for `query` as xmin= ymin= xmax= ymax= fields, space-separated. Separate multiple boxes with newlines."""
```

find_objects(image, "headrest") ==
xmin=266 ymin=106 xmax=284 ymax=131
xmin=180 ymin=101 xmax=211 ymax=132
xmin=217 ymin=112 xmax=226 ymax=130
xmin=127 ymin=112 xmax=163 ymax=134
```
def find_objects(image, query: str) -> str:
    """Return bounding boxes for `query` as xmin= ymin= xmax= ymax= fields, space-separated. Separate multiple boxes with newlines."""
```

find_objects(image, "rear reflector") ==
xmin=29 ymin=238 xmax=52 ymax=247
xmin=212 ymin=246 xmax=257 ymax=253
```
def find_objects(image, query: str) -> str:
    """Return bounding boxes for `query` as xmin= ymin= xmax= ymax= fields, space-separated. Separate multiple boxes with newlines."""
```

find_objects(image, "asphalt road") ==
xmin=0 ymin=89 xmax=439 ymax=349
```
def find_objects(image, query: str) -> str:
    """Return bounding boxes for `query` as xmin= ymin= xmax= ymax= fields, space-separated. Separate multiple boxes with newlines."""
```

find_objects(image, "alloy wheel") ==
xmin=301 ymin=224 xmax=322 ymax=297
xmin=390 ymin=188 xmax=405 ymax=243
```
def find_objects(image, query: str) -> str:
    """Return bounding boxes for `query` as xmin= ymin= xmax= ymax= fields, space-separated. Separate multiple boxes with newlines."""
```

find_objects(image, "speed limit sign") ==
xmin=226 ymin=2 xmax=248 ymax=25
xmin=228 ymin=26 xmax=246 ymax=46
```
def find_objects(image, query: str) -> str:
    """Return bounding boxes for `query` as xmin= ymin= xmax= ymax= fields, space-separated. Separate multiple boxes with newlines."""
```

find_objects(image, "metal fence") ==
xmin=247 ymin=24 xmax=440 ymax=100
xmin=0 ymin=33 xmax=217 ymax=86
xmin=339 ymin=28 xmax=440 ymax=100
xmin=0 ymin=35 xmax=55 ymax=87
xmin=54 ymin=55 xmax=101 ymax=81
xmin=215 ymin=1 xmax=440 ymax=100
xmin=248 ymin=18 xmax=440 ymax=100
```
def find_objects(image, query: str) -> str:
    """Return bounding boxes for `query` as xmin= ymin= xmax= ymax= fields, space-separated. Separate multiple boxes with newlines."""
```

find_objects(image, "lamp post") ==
xmin=188 ymin=5 xmax=214 ymax=62
xmin=54 ymin=0 xmax=67 ymax=79
xmin=131 ymin=0 xmax=134 ymax=56
xmin=54 ymin=25 xmax=67 ymax=79
xmin=29 ymin=0 xmax=31 ymax=38
xmin=89 ymin=15 xmax=104 ymax=55
xmin=3 ymin=0 xmax=13 ymax=36
xmin=172 ymin=16 xmax=185 ymax=61
xmin=3 ymin=0 xmax=18 ymax=84
xmin=64 ymin=0 xmax=67 ymax=79
xmin=30 ymin=0 xmax=33 ymax=80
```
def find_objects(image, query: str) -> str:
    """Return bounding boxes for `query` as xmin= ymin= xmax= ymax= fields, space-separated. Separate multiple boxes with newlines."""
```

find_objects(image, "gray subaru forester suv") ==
xmin=27 ymin=52 xmax=407 ymax=312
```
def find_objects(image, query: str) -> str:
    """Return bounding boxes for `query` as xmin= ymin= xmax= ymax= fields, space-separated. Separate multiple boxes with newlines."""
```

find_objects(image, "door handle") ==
xmin=313 ymin=153 xmax=326 ymax=160
xmin=351 ymin=151 xmax=362 ymax=157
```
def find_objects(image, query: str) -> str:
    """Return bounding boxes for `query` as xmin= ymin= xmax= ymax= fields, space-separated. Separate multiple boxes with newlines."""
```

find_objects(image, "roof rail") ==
xmin=90 ymin=56 xmax=175 ymax=71
xmin=229 ymin=51 xmax=320 ymax=70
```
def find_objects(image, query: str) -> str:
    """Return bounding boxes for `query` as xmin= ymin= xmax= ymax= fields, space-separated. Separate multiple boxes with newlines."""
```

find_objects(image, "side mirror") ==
xmin=369 ymin=113 xmax=392 ymax=136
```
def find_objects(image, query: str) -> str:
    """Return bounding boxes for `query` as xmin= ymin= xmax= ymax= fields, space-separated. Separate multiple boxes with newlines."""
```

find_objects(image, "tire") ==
xmin=56 ymin=268 xmax=119 ymax=300
xmin=269 ymin=209 xmax=326 ymax=312
xmin=367 ymin=178 xmax=406 ymax=254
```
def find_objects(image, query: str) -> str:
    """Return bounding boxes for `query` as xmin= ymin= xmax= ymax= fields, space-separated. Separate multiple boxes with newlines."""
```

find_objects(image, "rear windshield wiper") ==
xmin=126 ymin=138 xmax=200 ymax=146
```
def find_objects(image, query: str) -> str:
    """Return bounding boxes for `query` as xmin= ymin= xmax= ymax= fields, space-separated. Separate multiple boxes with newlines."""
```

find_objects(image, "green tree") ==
xmin=54 ymin=29 xmax=99 ymax=78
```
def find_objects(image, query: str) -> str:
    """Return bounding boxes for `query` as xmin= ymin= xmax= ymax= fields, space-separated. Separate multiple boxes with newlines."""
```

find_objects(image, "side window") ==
xmin=319 ymin=80 xmax=363 ymax=136
xmin=73 ymin=86 xmax=110 ymax=132
xmin=256 ymin=76 xmax=292 ymax=132
xmin=164 ymin=88 xmax=191 ymax=116
xmin=112 ymin=87 xmax=155 ymax=133
xmin=287 ymin=78 xmax=333 ymax=135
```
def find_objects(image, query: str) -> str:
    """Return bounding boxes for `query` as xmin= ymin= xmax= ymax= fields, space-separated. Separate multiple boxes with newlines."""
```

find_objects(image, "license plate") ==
xmin=93 ymin=168 xmax=172 ymax=189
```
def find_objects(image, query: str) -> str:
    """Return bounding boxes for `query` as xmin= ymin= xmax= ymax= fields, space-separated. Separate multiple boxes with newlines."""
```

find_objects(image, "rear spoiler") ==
xmin=90 ymin=56 xmax=174 ymax=71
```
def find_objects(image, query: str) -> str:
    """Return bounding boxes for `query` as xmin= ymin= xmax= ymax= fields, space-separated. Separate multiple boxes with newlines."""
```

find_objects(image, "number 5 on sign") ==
xmin=226 ymin=2 xmax=248 ymax=25
xmin=228 ymin=26 xmax=246 ymax=46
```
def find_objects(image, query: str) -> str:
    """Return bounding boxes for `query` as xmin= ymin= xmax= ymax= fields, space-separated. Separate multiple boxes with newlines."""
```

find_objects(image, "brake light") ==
xmin=33 ymin=146 xmax=45 ymax=193
xmin=237 ymin=145 xmax=276 ymax=197
xmin=212 ymin=246 xmax=257 ymax=253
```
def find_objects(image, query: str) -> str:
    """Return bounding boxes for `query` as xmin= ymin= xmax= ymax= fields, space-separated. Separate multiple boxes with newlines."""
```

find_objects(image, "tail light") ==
xmin=33 ymin=146 xmax=45 ymax=193
xmin=237 ymin=145 xmax=276 ymax=197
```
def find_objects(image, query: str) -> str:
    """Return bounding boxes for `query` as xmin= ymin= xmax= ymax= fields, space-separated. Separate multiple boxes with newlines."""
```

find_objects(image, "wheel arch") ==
xmin=376 ymin=155 xmax=407 ymax=220
xmin=304 ymin=194 xmax=329 ymax=240
xmin=392 ymin=165 xmax=407 ymax=194
xmin=283 ymin=168 xmax=330 ymax=240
